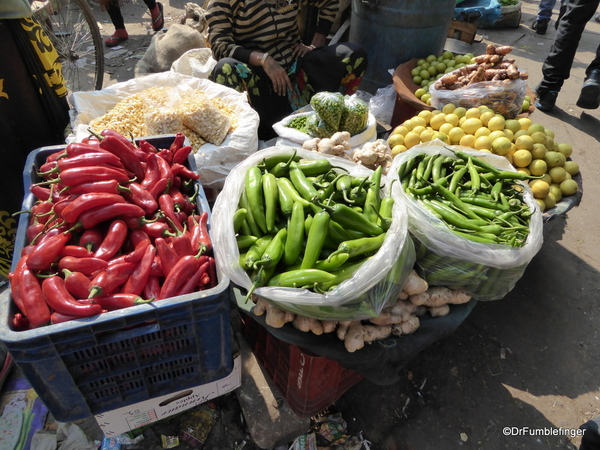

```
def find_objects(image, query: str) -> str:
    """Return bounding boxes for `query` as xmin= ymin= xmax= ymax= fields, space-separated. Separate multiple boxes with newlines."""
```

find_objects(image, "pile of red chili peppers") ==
xmin=8 ymin=130 xmax=216 ymax=330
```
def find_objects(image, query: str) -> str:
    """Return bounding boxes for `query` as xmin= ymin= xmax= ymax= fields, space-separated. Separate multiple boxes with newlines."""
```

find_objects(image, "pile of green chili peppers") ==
xmin=398 ymin=149 xmax=534 ymax=247
xmin=234 ymin=152 xmax=392 ymax=297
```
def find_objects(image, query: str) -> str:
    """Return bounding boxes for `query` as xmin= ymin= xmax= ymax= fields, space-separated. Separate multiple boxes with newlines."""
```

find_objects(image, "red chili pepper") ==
xmin=50 ymin=311 xmax=86 ymax=324
xmin=30 ymin=184 xmax=52 ymax=201
xmin=58 ymin=256 xmax=109 ymax=275
xmin=129 ymin=229 xmax=150 ymax=248
xmin=157 ymin=149 xmax=173 ymax=164
xmin=206 ymin=256 xmax=218 ymax=288
xmin=125 ymin=182 xmax=159 ymax=216
xmin=170 ymin=233 xmax=194 ymax=258
xmin=38 ymin=160 xmax=58 ymax=176
xmin=81 ymin=136 xmax=100 ymax=147
xmin=141 ymin=153 xmax=160 ymax=189
xmin=64 ymin=179 xmax=125 ymax=196
xmin=26 ymin=231 xmax=72 ymax=271
xmin=139 ymin=139 xmax=158 ymax=154
xmin=60 ymin=193 xmax=127 ymax=224
xmin=156 ymin=156 xmax=174 ymax=184
xmin=65 ymin=142 xmax=109 ymax=158
xmin=173 ymin=145 xmax=193 ymax=165
xmin=19 ymin=267 xmax=52 ymax=327
xmin=192 ymin=211 xmax=212 ymax=255
xmin=46 ymin=150 xmax=66 ymax=162
xmin=62 ymin=269 xmax=92 ymax=299
xmin=169 ymin=133 xmax=186 ymax=153
xmin=175 ymin=259 xmax=210 ymax=297
xmin=55 ymin=152 xmax=125 ymax=172
xmin=8 ymin=255 xmax=29 ymax=314
xmin=143 ymin=275 xmax=162 ymax=300
xmin=99 ymin=135 xmax=146 ymax=181
xmin=31 ymin=201 xmax=54 ymax=223
xmin=141 ymin=221 xmax=176 ymax=239
xmin=55 ymin=166 xmax=131 ymax=186
xmin=42 ymin=276 xmax=102 ymax=317
xmin=88 ymin=262 xmax=137 ymax=298
xmin=124 ymin=239 xmax=151 ymax=264
xmin=52 ymin=195 xmax=78 ymax=218
xmin=79 ymin=226 xmax=104 ymax=252
xmin=167 ymin=185 xmax=186 ymax=211
xmin=158 ymin=255 xmax=201 ymax=300
xmin=12 ymin=312 xmax=30 ymax=330
xmin=72 ymin=203 xmax=145 ymax=230
xmin=158 ymin=194 xmax=184 ymax=232
xmin=154 ymin=238 xmax=180 ymax=277
xmin=148 ymin=177 xmax=170 ymax=200
xmin=95 ymin=293 xmax=153 ymax=311
xmin=26 ymin=223 xmax=45 ymax=244
xmin=59 ymin=245 xmax=95 ymax=258
xmin=121 ymin=244 xmax=156 ymax=295
xmin=171 ymin=163 xmax=200 ymax=180
xmin=94 ymin=219 xmax=128 ymax=261
xmin=100 ymin=129 xmax=148 ymax=162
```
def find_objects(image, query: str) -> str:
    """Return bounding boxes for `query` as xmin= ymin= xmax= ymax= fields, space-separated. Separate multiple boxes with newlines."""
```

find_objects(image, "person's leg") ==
xmin=142 ymin=0 xmax=164 ymax=31
xmin=535 ymin=0 xmax=600 ymax=110
xmin=576 ymin=40 xmax=600 ymax=108
xmin=105 ymin=1 xmax=128 ymax=47
xmin=579 ymin=417 xmax=600 ymax=450
xmin=533 ymin=0 xmax=557 ymax=34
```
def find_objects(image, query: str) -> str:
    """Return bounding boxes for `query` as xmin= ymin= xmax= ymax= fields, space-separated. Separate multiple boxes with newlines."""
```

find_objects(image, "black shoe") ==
xmin=532 ymin=18 xmax=549 ymax=35
xmin=534 ymin=87 xmax=559 ymax=112
xmin=576 ymin=69 xmax=600 ymax=109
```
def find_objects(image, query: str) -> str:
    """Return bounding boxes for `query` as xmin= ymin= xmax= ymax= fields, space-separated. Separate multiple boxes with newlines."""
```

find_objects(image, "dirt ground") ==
xmin=87 ymin=0 xmax=600 ymax=449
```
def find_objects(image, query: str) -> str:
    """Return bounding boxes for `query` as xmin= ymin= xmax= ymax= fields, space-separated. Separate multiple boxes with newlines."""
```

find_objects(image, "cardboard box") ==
xmin=95 ymin=355 xmax=241 ymax=437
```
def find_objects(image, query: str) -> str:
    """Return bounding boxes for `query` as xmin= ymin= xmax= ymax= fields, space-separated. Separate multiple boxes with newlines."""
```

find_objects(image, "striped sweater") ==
xmin=206 ymin=0 xmax=338 ymax=70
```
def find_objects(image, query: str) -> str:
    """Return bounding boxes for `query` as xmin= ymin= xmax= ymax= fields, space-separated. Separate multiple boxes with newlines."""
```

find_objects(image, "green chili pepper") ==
xmin=316 ymin=257 xmax=371 ymax=291
xmin=327 ymin=233 xmax=386 ymax=261
xmin=236 ymin=234 xmax=259 ymax=250
xmin=467 ymin=158 xmax=481 ymax=193
xmin=239 ymin=188 xmax=262 ymax=237
xmin=262 ymin=172 xmax=279 ymax=233
xmin=246 ymin=264 xmax=278 ymax=299
xmin=335 ymin=175 xmax=354 ymax=204
xmin=253 ymin=228 xmax=287 ymax=269
xmin=377 ymin=195 xmax=394 ymax=230
xmin=349 ymin=180 xmax=368 ymax=206
xmin=245 ymin=166 xmax=267 ymax=234
xmin=283 ymin=202 xmax=305 ymax=266
xmin=363 ymin=165 xmax=383 ymax=224
xmin=277 ymin=178 xmax=294 ymax=217
xmin=233 ymin=208 xmax=247 ymax=233
xmin=481 ymin=170 xmax=540 ymax=181
xmin=429 ymin=182 xmax=487 ymax=221
xmin=277 ymin=177 xmax=320 ymax=213
xmin=451 ymin=149 xmax=501 ymax=174
xmin=314 ymin=252 xmax=350 ymax=271
xmin=421 ymin=199 xmax=487 ymax=231
xmin=315 ymin=200 xmax=383 ymax=236
xmin=458 ymin=193 xmax=510 ymax=212
xmin=259 ymin=152 xmax=301 ymax=171
xmin=267 ymin=269 xmax=337 ymax=288
xmin=296 ymin=159 xmax=336 ymax=177
xmin=328 ymin=220 xmax=354 ymax=245
xmin=304 ymin=214 xmax=313 ymax=235
xmin=301 ymin=209 xmax=330 ymax=270
xmin=268 ymin=150 xmax=297 ymax=178
xmin=243 ymin=234 xmax=274 ymax=270
xmin=289 ymin=161 xmax=318 ymax=201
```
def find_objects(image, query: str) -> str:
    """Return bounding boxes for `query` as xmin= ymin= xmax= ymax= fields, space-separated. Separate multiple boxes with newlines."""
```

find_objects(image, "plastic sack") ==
xmin=310 ymin=91 xmax=345 ymax=129
xmin=171 ymin=48 xmax=217 ymax=79
xmin=68 ymin=72 xmax=259 ymax=190
xmin=429 ymin=76 xmax=526 ymax=119
xmin=340 ymin=95 xmax=369 ymax=136
xmin=212 ymin=146 xmax=416 ymax=321
xmin=305 ymin=112 xmax=336 ymax=138
xmin=368 ymin=84 xmax=397 ymax=125
xmin=388 ymin=141 xmax=544 ymax=301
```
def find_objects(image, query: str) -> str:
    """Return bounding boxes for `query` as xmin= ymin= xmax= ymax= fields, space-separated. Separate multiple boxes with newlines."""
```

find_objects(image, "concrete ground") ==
xmin=86 ymin=0 xmax=600 ymax=448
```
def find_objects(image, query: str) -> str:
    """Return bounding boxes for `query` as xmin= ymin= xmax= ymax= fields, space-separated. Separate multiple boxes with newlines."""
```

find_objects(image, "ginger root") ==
xmin=252 ymin=298 xmax=295 ymax=328
xmin=402 ymin=269 xmax=428 ymax=296
xmin=428 ymin=304 xmax=450 ymax=318
xmin=292 ymin=315 xmax=325 ymax=335
xmin=409 ymin=286 xmax=454 ymax=307
xmin=351 ymin=139 xmax=392 ymax=172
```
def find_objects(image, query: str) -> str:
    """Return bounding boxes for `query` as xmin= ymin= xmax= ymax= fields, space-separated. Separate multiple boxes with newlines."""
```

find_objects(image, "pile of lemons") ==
xmin=387 ymin=103 xmax=580 ymax=212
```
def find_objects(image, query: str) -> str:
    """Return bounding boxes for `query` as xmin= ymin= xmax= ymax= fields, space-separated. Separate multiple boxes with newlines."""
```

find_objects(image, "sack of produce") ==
xmin=212 ymin=147 xmax=416 ymax=320
xmin=304 ymin=112 xmax=337 ymax=139
xmin=389 ymin=141 xmax=543 ymax=301
xmin=310 ymin=91 xmax=345 ymax=130
xmin=340 ymin=95 xmax=369 ymax=136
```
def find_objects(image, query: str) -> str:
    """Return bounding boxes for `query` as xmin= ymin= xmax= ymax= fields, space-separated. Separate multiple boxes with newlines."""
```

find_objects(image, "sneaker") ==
xmin=532 ymin=18 xmax=549 ymax=35
xmin=105 ymin=30 xmax=128 ymax=48
xmin=576 ymin=69 xmax=600 ymax=109
xmin=534 ymin=87 xmax=559 ymax=112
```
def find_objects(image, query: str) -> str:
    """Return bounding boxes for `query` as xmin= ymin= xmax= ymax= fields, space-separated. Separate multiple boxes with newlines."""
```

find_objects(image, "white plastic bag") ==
xmin=212 ymin=146 xmax=416 ymax=320
xmin=368 ymin=84 xmax=397 ymax=125
xmin=389 ymin=141 xmax=544 ymax=301
xmin=69 ymin=72 xmax=259 ymax=189
xmin=171 ymin=48 xmax=217 ymax=79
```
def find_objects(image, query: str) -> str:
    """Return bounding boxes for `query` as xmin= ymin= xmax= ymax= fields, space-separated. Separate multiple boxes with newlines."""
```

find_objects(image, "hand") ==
xmin=263 ymin=56 xmax=293 ymax=96
xmin=291 ymin=42 xmax=313 ymax=59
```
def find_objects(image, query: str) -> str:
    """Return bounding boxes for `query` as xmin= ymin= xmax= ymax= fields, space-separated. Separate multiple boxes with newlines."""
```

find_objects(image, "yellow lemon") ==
xmin=479 ymin=110 xmax=496 ymax=126
xmin=412 ymin=125 xmax=426 ymax=136
xmin=535 ymin=198 xmax=546 ymax=212
xmin=548 ymin=166 xmax=567 ymax=184
xmin=420 ymin=128 xmax=436 ymax=143
xmin=438 ymin=122 xmax=455 ymax=136
xmin=557 ymin=143 xmax=573 ymax=158
xmin=544 ymin=128 xmax=555 ymax=139
xmin=429 ymin=113 xmax=447 ymax=130
xmin=430 ymin=109 xmax=443 ymax=117
xmin=513 ymin=129 xmax=530 ymax=140
xmin=559 ymin=179 xmax=578 ymax=196
xmin=441 ymin=103 xmax=456 ymax=114
xmin=474 ymin=127 xmax=492 ymax=138
xmin=401 ymin=120 xmax=414 ymax=130
xmin=504 ymin=119 xmax=521 ymax=134
xmin=415 ymin=88 xmax=427 ymax=100
xmin=544 ymin=151 xmax=566 ymax=168
xmin=517 ymin=167 xmax=531 ymax=176
xmin=488 ymin=130 xmax=506 ymax=142
xmin=528 ymin=159 xmax=548 ymax=176
xmin=545 ymin=136 xmax=556 ymax=151
xmin=543 ymin=192 xmax=557 ymax=210
xmin=459 ymin=134 xmax=476 ymax=148
xmin=518 ymin=117 xmax=533 ymax=130
xmin=515 ymin=135 xmax=534 ymax=151
xmin=404 ymin=132 xmax=421 ymax=149
xmin=529 ymin=179 xmax=550 ymax=199
xmin=388 ymin=133 xmax=405 ymax=148
xmin=453 ymin=106 xmax=467 ymax=118
xmin=461 ymin=118 xmax=483 ymax=135
xmin=464 ymin=107 xmax=482 ymax=119
xmin=432 ymin=131 xmax=449 ymax=143
xmin=521 ymin=100 xmax=530 ymax=112
xmin=393 ymin=125 xmax=410 ymax=137
xmin=478 ymin=149 xmax=493 ymax=154
xmin=507 ymin=143 xmax=517 ymax=157
xmin=474 ymin=136 xmax=492 ymax=151
xmin=529 ymin=131 xmax=547 ymax=145
xmin=563 ymin=160 xmax=579 ymax=176
xmin=504 ymin=128 xmax=514 ymax=142
xmin=491 ymin=136 xmax=512 ymax=156
xmin=531 ymin=143 xmax=548 ymax=160
xmin=527 ymin=123 xmax=546 ymax=134
xmin=549 ymin=184 xmax=563 ymax=202
xmin=512 ymin=149 xmax=533 ymax=167
xmin=417 ymin=109 xmax=433 ymax=123
xmin=487 ymin=115 xmax=506 ymax=131
xmin=540 ymin=173 xmax=552 ymax=185
xmin=445 ymin=113 xmax=460 ymax=127
xmin=448 ymin=127 xmax=466 ymax=144
xmin=392 ymin=144 xmax=408 ymax=156
xmin=410 ymin=116 xmax=428 ymax=129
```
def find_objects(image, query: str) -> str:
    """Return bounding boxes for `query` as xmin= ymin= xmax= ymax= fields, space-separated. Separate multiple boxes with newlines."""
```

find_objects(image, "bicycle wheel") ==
xmin=31 ymin=0 xmax=105 ymax=93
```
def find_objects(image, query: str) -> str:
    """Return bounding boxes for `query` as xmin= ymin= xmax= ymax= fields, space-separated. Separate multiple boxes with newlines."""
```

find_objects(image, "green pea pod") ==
xmin=254 ymin=228 xmax=287 ymax=269
xmin=243 ymin=234 xmax=274 ymax=270
xmin=262 ymin=172 xmax=279 ymax=233
xmin=267 ymin=269 xmax=337 ymax=288
xmin=239 ymin=188 xmax=262 ymax=237
xmin=233 ymin=208 xmax=248 ymax=233
xmin=283 ymin=202 xmax=305 ymax=266
xmin=236 ymin=234 xmax=259 ymax=250
xmin=289 ymin=161 xmax=319 ymax=201
xmin=301 ymin=209 xmax=330 ymax=270
xmin=316 ymin=201 xmax=383 ymax=236
xmin=245 ymin=166 xmax=268 ymax=234
xmin=327 ymin=233 xmax=386 ymax=261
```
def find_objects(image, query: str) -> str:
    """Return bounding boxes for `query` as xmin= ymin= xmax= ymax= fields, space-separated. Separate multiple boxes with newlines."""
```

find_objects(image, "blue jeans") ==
xmin=537 ymin=0 xmax=567 ymax=20
xmin=538 ymin=0 xmax=600 ymax=93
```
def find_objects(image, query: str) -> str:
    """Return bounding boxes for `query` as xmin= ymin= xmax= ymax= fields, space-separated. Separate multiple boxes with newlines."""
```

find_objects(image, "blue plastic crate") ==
xmin=0 ymin=136 xmax=233 ymax=422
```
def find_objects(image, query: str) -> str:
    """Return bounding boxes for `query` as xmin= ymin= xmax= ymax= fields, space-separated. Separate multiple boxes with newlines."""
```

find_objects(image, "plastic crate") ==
xmin=239 ymin=313 xmax=363 ymax=418
xmin=0 ymin=136 xmax=233 ymax=422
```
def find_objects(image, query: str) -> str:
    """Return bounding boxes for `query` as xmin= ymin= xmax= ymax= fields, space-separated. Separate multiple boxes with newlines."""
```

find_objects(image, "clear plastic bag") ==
xmin=310 ymin=92 xmax=345 ymax=130
xmin=368 ymin=84 xmax=397 ymax=125
xmin=340 ymin=95 xmax=369 ymax=136
xmin=388 ymin=141 xmax=544 ymax=301
xmin=429 ymin=77 xmax=526 ymax=119
xmin=212 ymin=147 xmax=416 ymax=320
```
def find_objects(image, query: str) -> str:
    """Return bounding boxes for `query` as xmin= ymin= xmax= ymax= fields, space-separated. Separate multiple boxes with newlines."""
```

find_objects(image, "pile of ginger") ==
xmin=250 ymin=269 xmax=471 ymax=353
